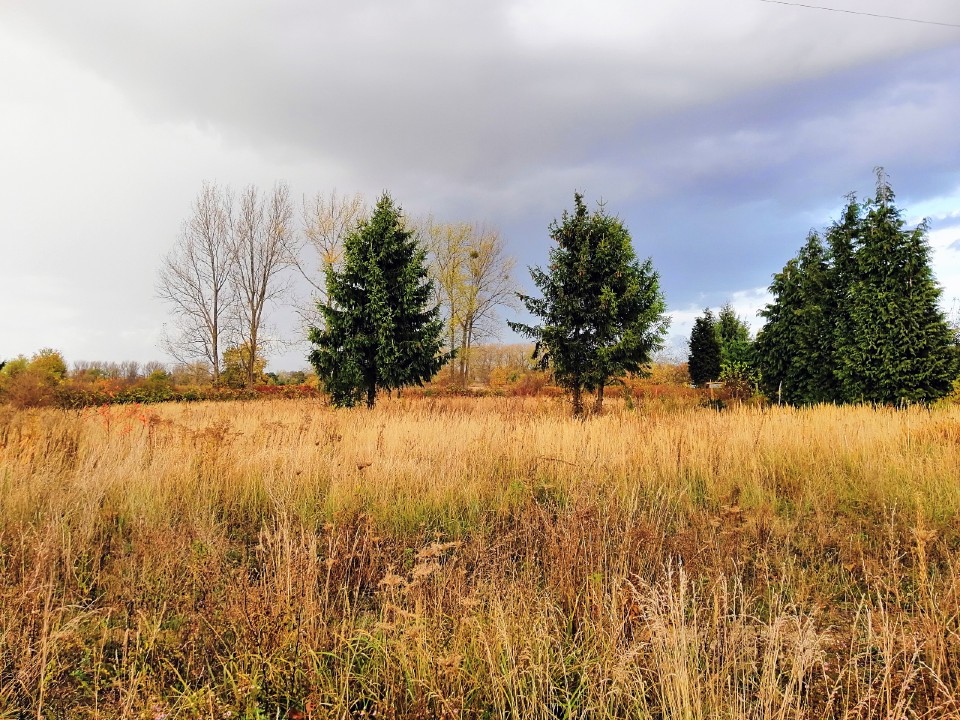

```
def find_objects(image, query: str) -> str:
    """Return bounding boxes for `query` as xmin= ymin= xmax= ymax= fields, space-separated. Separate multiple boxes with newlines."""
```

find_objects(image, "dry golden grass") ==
xmin=1 ymin=396 xmax=960 ymax=718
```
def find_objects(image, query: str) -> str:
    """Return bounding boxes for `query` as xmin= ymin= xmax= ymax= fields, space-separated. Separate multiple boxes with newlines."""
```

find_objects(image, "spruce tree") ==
xmin=756 ymin=255 xmax=804 ymax=404
xmin=756 ymin=233 xmax=835 ymax=405
xmin=587 ymin=208 xmax=668 ymax=412
xmin=716 ymin=302 xmax=755 ymax=396
xmin=826 ymin=196 xmax=864 ymax=402
xmin=308 ymin=193 xmax=450 ymax=408
xmin=792 ymin=231 xmax=838 ymax=403
xmin=717 ymin=303 xmax=751 ymax=367
xmin=842 ymin=171 xmax=956 ymax=404
xmin=687 ymin=309 xmax=721 ymax=386
xmin=757 ymin=171 xmax=958 ymax=406
xmin=510 ymin=193 xmax=668 ymax=416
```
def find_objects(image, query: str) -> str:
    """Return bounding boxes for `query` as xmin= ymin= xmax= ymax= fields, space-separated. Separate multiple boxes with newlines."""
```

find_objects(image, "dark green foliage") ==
xmin=712 ymin=304 xmax=757 ymax=399
xmin=716 ymin=303 xmax=752 ymax=369
xmin=756 ymin=232 xmax=837 ymax=404
xmin=840 ymin=172 xmax=957 ymax=404
xmin=308 ymin=193 xmax=451 ymax=408
xmin=510 ymin=193 xmax=668 ymax=415
xmin=825 ymin=196 xmax=863 ymax=402
xmin=689 ymin=304 xmax=756 ymax=394
xmin=756 ymin=171 xmax=958 ymax=405
xmin=687 ymin=309 xmax=721 ymax=386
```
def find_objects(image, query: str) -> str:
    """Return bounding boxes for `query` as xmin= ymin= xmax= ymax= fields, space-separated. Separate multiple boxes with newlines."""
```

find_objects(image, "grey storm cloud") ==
xmin=1 ymin=0 xmax=959 ymax=366
xmin=605 ymin=43 xmax=960 ymax=299
xmin=7 ymin=0 xmax=959 ymax=188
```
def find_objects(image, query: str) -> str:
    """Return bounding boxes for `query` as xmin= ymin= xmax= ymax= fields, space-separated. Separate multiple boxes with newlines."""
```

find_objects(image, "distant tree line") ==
xmin=7 ymin=172 xmax=956 ymax=414
xmin=0 ymin=170 xmax=960 ymax=415
xmin=147 ymin=170 xmax=959 ymax=413
xmin=0 ymin=348 xmax=321 ymax=409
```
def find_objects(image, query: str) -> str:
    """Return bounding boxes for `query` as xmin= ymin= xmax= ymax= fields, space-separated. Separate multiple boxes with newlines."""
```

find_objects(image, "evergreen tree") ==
xmin=757 ymin=170 xmax=958 ymax=406
xmin=842 ymin=171 xmax=956 ymax=404
xmin=308 ymin=193 xmax=450 ymax=408
xmin=510 ymin=193 xmax=668 ymax=416
xmin=756 ymin=232 xmax=836 ymax=404
xmin=687 ymin=309 xmax=721 ymax=386
xmin=716 ymin=303 xmax=751 ymax=364
xmin=713 ymin=303 xmax=756 ymax=398
xmin=793 ymin=232 xmax=838 ymax=403
xmin=826 ymin=195 xmax=864 ymax=402
xmin=756 ymin=255 xmax=798 ymax=404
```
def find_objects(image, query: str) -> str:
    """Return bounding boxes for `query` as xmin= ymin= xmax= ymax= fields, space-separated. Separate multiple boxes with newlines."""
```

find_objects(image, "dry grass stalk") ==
xmin=0 ymin=398 xmax=958 ymax=717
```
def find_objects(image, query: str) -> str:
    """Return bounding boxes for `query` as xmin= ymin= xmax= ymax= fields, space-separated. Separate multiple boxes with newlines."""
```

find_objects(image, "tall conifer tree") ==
xmin=716 ymin=303 xmax=752 ymax=368
xmin=308 ymin=193 xmax=450 ymax=408
xmin=757 ymin=171 xmax=957 ymax=405
xmin=510 ymin=193 xmax=667 ymax=415
xmin=827 ymin=196 xmax=864 ymax=402
xmin=757 ymin=233 xmax=839 ymax=404
xmin=688 ymin=309 xmax=721 ymax=386
xmin=793 ymin=232 xmax=838 ymax=403
xmin=843 ymin=171 xmax=956 ymax=404
xmin=756 ymin=255 xmax=803 ymax=403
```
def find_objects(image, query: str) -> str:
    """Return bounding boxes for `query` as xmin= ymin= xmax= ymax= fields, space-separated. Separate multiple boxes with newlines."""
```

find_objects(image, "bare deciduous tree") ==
xmin=230 ymin=183 xmax=294 ymax=387
xmin=142 ymin=360 xmax=168 ymax=376
xmin=290 ymin=190 xmax=367 ymax=324
xmin=157 ymin=182 xmax=233 ymax=385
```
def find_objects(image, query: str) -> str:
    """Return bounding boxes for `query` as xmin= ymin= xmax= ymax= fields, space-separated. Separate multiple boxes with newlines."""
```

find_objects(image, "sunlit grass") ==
xmin=1 ymin=397 xmax=959 ymax=717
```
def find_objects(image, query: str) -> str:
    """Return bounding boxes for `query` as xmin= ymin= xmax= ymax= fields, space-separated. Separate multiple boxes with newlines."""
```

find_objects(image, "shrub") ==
xmin=0 ymin=350 xmax=68 ymax=408
xmin=30 ymin=348 xmax=68 ymax=381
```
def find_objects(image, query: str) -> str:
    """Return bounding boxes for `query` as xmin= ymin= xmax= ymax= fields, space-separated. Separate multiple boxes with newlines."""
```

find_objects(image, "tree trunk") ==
xmin=246 ymin=330 xmax=257 ymax=388
xmin=211 ymin=297 xmax=221 ymax=387
xmin=211 ymin=337 xmax=220 ymax=386
xmin=571 ymin=385 xmax=584 ymax=417
xmin=366 ymin=384 xmax=376 ymax=409
xmin=593 ymin=383 xmax=605 ymax=414
xmin=458 ymin=320 xmax=469 ymax=386
xmin=463 ymin=320 xmax=473 ymax=385
xmin=449 ymin=325 xmax=457 ymax=383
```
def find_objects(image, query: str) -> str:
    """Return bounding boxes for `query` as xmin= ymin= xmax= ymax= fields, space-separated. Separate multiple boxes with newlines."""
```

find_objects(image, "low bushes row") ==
xmin=54 ymin=381 xmax=323 ymax=408
xmin=0 ymin=377 xmax=323 ymax=409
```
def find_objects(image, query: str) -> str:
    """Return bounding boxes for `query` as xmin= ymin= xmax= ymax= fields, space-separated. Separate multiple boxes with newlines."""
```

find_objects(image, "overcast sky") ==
xmin=2 ymin=0 xmax=959 ymax=369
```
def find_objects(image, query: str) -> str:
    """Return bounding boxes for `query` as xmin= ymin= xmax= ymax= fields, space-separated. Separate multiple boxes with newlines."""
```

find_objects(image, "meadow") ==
xmin=1 ymin=396 xmax=959 ymax=718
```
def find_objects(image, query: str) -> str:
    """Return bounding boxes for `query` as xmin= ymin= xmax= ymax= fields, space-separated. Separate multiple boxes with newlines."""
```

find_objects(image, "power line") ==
xmin=757 ymin=0 xmax=960 ymax=29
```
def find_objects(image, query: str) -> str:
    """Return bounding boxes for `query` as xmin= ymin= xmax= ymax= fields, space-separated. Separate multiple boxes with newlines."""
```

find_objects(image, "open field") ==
xmin=2 ymin=397 xmax=960 ymax=718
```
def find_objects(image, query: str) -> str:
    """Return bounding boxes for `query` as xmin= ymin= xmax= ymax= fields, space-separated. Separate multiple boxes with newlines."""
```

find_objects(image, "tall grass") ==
xmin=1 ymin=397 xmax=959 ymax=717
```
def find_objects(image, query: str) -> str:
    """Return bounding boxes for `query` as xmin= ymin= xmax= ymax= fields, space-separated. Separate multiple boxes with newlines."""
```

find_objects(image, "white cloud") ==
xmin=930 ymin=222 xmax=960 ymax=313
xmin=668 ymin=285 xmax=771 ymax=343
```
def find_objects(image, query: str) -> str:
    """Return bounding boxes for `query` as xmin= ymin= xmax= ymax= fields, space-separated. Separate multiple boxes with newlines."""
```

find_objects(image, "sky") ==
xmin=2 ymin=0 xmax=959 ymax=370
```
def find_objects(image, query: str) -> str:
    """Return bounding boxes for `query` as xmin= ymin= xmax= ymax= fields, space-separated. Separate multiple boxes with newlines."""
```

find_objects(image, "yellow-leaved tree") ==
xmin=221 ymin=343 xmax=267 ymax=388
